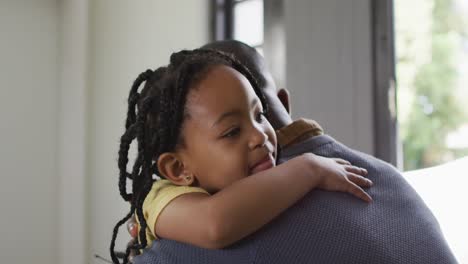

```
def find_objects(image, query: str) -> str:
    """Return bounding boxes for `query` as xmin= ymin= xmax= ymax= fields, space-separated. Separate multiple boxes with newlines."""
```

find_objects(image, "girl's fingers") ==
xmin=347 ymin=173 xmax=373 ymax=188
xmin=333 ymin=158 xmax=351 ymax=165
xmin=344 ymin=165 xmax=368 ymax=176
xmin=347 ymin=182 xmax=373 ymax=203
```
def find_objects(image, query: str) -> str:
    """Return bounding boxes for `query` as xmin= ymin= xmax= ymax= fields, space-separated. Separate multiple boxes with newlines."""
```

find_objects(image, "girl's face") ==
xmin=178 ymin=65 xmax=277 ymax=193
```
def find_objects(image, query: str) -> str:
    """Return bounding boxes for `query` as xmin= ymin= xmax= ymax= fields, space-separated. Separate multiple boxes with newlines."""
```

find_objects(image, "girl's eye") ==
xmin=255 ymin=111 xmax=267 ymax=123
xmin=222 ymin=127 xmax=240 ymax=138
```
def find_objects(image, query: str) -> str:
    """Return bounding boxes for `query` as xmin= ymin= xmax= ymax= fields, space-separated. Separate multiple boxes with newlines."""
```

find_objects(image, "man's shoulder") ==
xmin=134 ymin=237 xmax=257 ymax=264
xmin=279 ymin=133 xmax=336 ymax=162
xmin=135 ymin=135 xmax=457 ymax=264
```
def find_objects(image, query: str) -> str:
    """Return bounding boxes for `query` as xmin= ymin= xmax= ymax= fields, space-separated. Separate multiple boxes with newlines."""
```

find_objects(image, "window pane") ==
xmin=233 ymin=0 xmax=264 ymax=47
xmin=395 ymin=0 xmax=468 ymax=171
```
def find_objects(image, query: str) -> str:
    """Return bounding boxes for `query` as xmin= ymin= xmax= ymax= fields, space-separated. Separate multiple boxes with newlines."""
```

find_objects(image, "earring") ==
xmin=185 ymin=175 xmax=192 ymax=182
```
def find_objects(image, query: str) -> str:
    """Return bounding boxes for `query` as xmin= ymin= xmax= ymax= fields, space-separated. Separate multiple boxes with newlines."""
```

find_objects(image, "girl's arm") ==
xmin=155 ymin=153 xmax=372 ymax=249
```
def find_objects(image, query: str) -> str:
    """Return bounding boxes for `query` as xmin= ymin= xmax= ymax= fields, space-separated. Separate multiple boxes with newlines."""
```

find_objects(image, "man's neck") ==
xmin=276 ymin=114 xmax=294 ymax=130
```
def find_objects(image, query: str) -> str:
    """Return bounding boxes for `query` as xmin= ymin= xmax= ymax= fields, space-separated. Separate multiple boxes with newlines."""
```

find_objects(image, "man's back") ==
xmin=135 ymin=135 xmax=456 ymax=264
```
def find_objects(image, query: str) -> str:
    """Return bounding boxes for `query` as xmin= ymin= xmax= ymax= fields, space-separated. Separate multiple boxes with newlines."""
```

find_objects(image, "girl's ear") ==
xmin=157 ymin=153 xmax=194 ymax=186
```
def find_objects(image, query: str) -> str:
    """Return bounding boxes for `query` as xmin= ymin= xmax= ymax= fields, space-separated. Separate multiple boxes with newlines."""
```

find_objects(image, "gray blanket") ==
xmin=134 ymin=135 xmax=457 ymax=263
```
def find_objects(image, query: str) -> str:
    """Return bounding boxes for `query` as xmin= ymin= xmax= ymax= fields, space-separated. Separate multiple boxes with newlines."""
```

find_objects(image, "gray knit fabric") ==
xmin=134 ymin=135 xmax=457 ymax=264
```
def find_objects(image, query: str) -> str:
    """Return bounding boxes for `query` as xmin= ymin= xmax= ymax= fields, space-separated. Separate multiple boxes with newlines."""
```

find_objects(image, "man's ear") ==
xmin=277 ymin=88 xmax=291 ymax=114
xmin=157 ymin=153 xmax=194 ymax=186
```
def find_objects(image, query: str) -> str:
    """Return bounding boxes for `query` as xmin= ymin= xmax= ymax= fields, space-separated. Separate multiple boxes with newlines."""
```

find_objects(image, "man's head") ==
xmin=201 ymin=40 xmax=293 ymax=130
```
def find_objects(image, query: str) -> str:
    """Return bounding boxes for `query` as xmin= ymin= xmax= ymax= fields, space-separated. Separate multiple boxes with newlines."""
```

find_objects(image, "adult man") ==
xmin=132 ymin=40 xmax=456 ymax=263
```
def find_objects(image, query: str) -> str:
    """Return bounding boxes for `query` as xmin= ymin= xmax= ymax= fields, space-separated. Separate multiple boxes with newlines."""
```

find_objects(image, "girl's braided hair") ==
xmin=110 ymin=48 xmax=269 ymax=263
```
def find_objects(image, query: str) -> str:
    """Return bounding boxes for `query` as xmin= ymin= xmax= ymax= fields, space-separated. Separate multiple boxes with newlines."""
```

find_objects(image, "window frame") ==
xmin=371 ymin=0 xmax=400 ymax=167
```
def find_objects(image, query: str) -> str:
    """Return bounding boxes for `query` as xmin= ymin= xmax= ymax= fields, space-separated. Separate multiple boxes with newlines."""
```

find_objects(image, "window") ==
xmin=211 ymin=0 xmax=264 ymax=51
xmin=211 ymin=0 xmax=285 ymax=88
xmin=394 ymin=0 xmax=468 ymax=171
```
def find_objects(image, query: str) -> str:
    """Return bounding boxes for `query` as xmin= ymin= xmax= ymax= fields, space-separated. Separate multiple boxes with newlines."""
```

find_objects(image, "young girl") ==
xmin=110 ymin=49 xmax=372 ymax=264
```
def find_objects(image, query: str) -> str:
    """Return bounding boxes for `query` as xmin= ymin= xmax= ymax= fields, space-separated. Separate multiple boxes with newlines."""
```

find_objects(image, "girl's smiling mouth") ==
xmin=249 ymin=154 xmax=275 ymax=175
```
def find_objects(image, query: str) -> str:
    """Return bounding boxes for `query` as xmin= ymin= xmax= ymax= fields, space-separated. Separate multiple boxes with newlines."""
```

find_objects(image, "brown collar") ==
xmin=276 ymin=118 xmax=324 ymax=149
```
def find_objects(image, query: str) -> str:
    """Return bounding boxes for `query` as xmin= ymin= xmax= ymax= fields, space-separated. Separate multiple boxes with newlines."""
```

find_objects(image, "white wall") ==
xmin=0 ymin=1 xmax=209 ymax=263
xmin=86 ymin=1 xmax=210 ymax=263
xmin=57 ymin=1 xmax=89 ymax=264
xmin=0 ymin=0 xmax=59 ymax=263
xmin=285 ymin=0 xmax=375 ymax=154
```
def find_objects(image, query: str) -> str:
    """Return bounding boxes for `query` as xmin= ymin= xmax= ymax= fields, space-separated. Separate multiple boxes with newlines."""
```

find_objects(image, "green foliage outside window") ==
xmin=396 ymin=0 xmax=468 ymax=170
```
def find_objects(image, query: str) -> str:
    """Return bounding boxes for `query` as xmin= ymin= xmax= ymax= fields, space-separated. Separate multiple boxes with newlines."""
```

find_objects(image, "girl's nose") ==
xmin=248 ymin=126 xmax=268 ymax=150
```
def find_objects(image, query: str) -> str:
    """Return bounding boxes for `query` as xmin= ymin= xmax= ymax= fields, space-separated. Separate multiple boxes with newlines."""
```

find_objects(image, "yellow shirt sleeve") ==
xmin=142 ymin=180 xmax=209 ymax=243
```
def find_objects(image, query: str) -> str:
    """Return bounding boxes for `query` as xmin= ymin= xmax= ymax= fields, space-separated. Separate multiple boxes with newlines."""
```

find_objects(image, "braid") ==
xmin=117 ymin=69 xmax=153 ymax=202
xmin=117 ymin=124 xmax=137 ymax=201
xmin=109 ymin=207 xmax=134 ymax=264
xmin=111 ymin=48 xmax=270 ymax=263
xmin=112 ymin=70 xmax=160 ymax=263
xmin=134 ymin=176 xmax=153 ymax=248
xmin=126 ymin=69 xmax=153 ymax=129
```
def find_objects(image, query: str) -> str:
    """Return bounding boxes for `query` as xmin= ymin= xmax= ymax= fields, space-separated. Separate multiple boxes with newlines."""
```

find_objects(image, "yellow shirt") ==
xmin=139 ymin=180 xmax=208 ymax=247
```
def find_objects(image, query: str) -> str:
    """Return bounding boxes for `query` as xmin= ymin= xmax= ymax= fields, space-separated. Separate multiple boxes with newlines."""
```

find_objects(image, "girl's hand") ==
xmin=300 ymin=154 xmax=373 ymax=202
